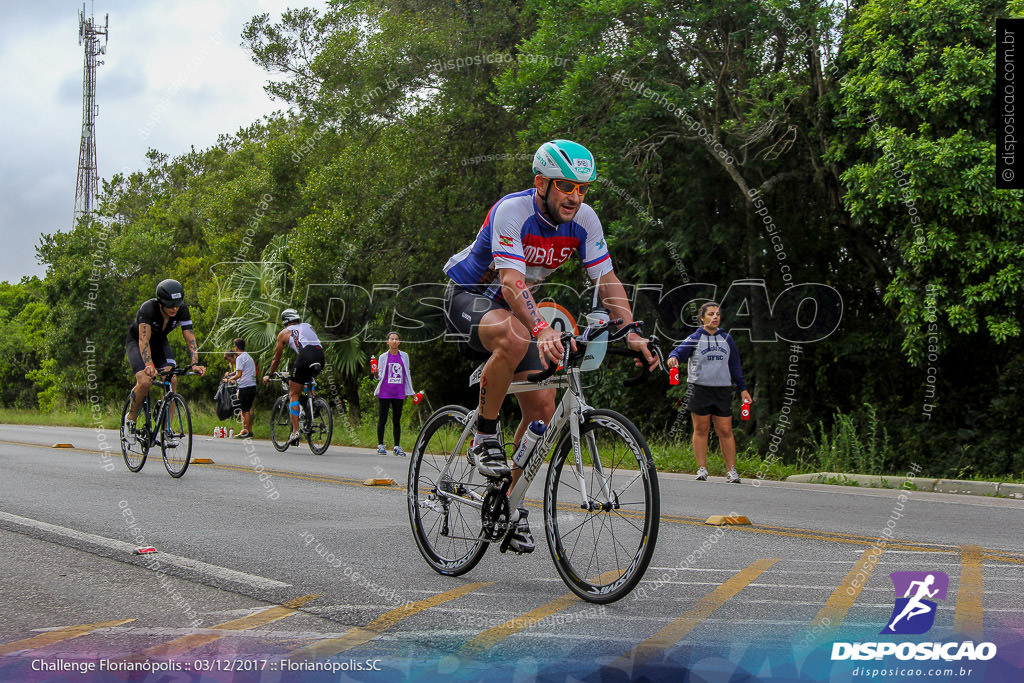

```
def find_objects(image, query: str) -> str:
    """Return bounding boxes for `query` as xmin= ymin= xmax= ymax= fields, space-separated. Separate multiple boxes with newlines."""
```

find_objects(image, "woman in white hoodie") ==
xmin=372 ymin=331 xmax=415 ymax=456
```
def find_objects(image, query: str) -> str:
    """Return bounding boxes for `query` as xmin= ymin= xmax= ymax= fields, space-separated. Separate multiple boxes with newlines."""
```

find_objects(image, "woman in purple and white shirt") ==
xmin=373 ymin=332 xmax=415 ymax=456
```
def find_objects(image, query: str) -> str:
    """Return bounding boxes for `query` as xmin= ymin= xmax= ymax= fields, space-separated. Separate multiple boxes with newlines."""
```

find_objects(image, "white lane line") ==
xmin=0 ymin=510 xmax=289 ymax=590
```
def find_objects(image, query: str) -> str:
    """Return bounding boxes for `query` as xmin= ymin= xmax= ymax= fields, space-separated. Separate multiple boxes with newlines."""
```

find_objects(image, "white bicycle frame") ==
xmin=435 ymin=359 xmax=614 ymax=537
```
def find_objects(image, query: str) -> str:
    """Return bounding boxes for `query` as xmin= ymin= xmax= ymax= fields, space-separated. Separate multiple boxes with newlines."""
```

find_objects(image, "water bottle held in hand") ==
xmin=741 ymin=399 xmax=751 ymax=421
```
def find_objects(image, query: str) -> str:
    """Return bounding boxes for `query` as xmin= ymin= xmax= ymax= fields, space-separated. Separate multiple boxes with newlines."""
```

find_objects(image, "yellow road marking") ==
xmin=810 ymin=547 xmax=884 ymax=632
xmin=955 ymin=545 xmax=984 ymax=639
xmin=291 ymin=582 xmax=492 ymax=659
xmin=123 ymin=594 xmax=320 ymax=660
xmin=462 ymin=570 xmax=623 ymax=657
xmin=613 ymin=559 xmax=778 ymax=668
xmin=0 ymin=619 xmax=135 ymax=655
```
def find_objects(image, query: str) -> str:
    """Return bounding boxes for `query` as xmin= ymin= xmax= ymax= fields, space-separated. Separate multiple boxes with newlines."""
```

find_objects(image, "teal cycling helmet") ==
xmin=532 ymin=140 xmax=597 ymax=182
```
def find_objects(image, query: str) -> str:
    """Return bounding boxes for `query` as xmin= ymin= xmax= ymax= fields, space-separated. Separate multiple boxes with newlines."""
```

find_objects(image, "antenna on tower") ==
xmin=74 ymin=2 xmax=108 ymax=225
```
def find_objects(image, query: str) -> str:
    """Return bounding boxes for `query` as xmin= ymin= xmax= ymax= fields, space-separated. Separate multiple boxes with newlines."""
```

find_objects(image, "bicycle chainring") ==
xmin=480 ymin=486 xmax=510 ymax=541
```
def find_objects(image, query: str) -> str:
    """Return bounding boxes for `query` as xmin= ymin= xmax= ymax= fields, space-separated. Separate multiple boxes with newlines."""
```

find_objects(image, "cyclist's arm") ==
xmin=499 ymin=268 xmax=546 ymax=338
xmin=265 ymin=330 xmax=287 ymax=376
xmin=498 ymin=268 xmax=568 ymax=365
xmin=181 ymin=328 xmax=206 ymax=375
xmin=137 ymin=323 xmax=157 ymax=375
xmin=597 ymin=270 xmax=658 ymax=369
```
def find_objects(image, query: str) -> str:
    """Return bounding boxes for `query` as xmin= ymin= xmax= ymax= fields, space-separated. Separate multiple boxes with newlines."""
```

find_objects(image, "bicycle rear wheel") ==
xmin=120 ymin=393 xmax=149 ymax=472
xmin=544 ymin=408 xmax=660 ymax=603
xmin=269 ymin=396 xmax=291 ymax=451
xmin=408 ymin=405 xmax=488 ymax=576
xmin=306 ymin=396 xmax=333 ymax=455
xmin=161 ymin=394 xmax=193 ymax=478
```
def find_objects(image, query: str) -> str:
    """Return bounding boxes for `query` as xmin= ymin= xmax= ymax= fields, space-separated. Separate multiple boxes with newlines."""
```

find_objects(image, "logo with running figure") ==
xmin=882 ymin=571 xmax=949 ymax=635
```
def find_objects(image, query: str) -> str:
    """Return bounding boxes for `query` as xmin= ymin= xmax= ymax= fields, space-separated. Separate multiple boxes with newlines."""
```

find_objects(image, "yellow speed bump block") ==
xmin=363 ymin=478 xmax=395 ymax=486
xmin=192 ymin=458 xmax=215 ymax=464
xmin=52 ymin=443 xmax=74 ymax=448
xmin=704 ymin=515 xmax=752 ymax=526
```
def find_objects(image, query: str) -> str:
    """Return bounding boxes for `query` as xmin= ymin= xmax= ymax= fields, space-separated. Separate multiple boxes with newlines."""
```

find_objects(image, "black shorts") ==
xmin=292 ymin=345 xmax=325 ymax=385
xmin=235 ymin=386 xmax=257 ymax=412
xmin=688 ymin=385 xmax=733 ymax=418
xmin=125 ymin=339 xmax=175 ymax=374
xmin=444 ymin=284 xmax=545 ymax=374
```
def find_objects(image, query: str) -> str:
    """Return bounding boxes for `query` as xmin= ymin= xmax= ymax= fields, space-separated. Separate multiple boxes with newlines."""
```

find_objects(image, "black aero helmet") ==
xmin=280 ymin=308 xmax=301 ymax=325
xmin=156 ymin=279 xmax=185 ymax=308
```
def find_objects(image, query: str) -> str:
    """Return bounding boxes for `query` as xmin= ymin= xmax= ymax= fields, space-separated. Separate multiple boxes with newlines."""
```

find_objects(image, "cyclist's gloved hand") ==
xmin=262 ymin=375 xmax=270 ymax=385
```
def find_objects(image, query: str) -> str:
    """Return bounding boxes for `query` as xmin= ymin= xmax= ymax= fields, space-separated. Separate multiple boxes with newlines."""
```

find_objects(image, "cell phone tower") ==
xmin=74 ymin=2 xmax=108 ymax=225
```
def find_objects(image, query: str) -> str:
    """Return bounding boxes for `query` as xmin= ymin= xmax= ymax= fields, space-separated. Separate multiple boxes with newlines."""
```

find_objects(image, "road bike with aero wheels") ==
xmin=408 ymin=311 xmax=665 ymax=604
xmin=119 ymin=365 xmax=196 ymax=478
xmin=268 ymin=372 xmax=333 ymax=454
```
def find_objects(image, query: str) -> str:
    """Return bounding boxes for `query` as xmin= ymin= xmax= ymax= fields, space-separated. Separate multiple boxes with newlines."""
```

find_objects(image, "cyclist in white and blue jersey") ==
xmin=443 ymin=139 xmax=658 ymax=553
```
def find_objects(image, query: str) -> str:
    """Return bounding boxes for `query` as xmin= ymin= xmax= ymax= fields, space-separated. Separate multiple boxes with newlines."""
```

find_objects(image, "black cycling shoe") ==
xmin=472 ymin=438 xmax=509 ymax=478
xmin=508 ymin=508 xmax=535 ymax=554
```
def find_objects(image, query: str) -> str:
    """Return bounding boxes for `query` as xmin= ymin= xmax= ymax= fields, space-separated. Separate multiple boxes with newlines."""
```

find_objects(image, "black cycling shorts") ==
xmin=444 ymin=284 xmax=545 ymax=374
xmin=125 ymin=339 xmax=175 ymax=374
xmin=292 ymin=345 xmax=325 ymax=386
xmin=235 ymin=385 xmax=257 ymax=412
xmin=688 ymin=385 xmax=734 ymax=418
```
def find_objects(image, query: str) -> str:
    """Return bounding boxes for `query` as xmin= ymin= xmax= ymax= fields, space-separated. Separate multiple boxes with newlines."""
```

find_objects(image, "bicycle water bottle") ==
xmin=512 ymin=421 xmax=547 ymax=468
xmin=741 ymin=399 xmax=751 ymax=421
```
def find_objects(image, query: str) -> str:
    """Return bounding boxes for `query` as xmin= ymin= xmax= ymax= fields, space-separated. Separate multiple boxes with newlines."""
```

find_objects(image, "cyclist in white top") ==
xmin=443 ymin=140 xmax=658 ymax=552
xmin=262 ymin=309 xmax=325 ymax=445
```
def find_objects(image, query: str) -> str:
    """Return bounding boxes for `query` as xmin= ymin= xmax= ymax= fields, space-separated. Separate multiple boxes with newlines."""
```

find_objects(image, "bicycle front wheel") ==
xmin=161 ymin=394 xmax=193 ymax=478
xmin=269 ymin=396 xmax=291 ymax=451
xmin=408 ymin=405 xmax=488 ymax=576
xmin=306 ymin=396 xmax=333 ymax=455
xmin=120 ymin=393 xmax=148 ymax=472
xmin=544 ymin=408 xmax=660 ymax=603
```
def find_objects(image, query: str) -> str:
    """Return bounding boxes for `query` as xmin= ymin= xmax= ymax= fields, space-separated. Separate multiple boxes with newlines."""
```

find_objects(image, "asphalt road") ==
xmin=1 ymin=423 xmax=1022 ymax=682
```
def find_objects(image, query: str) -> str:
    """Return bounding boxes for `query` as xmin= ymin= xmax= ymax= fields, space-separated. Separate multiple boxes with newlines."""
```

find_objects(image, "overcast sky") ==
xmin=0 ymin=0 xmax=323 ymax=284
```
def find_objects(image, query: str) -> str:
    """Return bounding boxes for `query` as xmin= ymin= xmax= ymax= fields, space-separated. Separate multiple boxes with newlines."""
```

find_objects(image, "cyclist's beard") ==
xmin=541 ymin=187 xmax=580 ymax=225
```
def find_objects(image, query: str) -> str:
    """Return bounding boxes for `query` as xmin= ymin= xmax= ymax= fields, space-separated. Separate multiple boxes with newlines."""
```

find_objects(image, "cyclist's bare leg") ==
xmin=475 ymin=308 xmax=531 ymax=422
xmin=691 ymin=413 xmax=711 ymax=469
xmin=712 ymin=415 xmax=736 ymax=471
xmin=128 ymin=369 xmax=153 ymax=421
xmin=509 ymin=385 xmax=556 ymax=490
xmin=288 ymin=381 xmax=303 ymax=432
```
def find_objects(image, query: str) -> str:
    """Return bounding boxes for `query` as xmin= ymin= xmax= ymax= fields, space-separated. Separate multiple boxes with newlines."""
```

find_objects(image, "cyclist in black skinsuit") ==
xmin=123 ymin=279 xmax=206 ymax=439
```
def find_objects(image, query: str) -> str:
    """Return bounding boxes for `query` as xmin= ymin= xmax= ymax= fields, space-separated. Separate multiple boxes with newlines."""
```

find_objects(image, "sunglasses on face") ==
xmin=550 ymin=179 xmax=591 ymax=196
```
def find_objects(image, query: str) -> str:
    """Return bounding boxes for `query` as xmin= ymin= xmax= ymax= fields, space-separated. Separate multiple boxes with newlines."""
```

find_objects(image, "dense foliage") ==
xmin=4 ymin=0 xmax=1022 ymax=477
